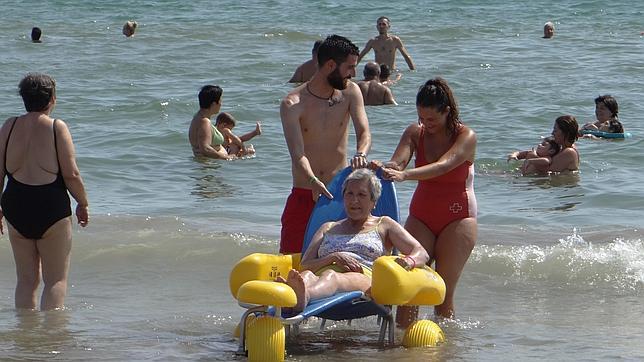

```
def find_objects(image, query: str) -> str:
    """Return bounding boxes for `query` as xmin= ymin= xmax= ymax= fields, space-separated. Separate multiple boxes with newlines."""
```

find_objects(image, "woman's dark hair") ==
xmin=608 ymin=119 xmax=624 ymax=133
xmin=31 ymin=27 xmax=42 ymax=41
xmin=555 ymin=115 xmax=579 ymax=145
xmin=19 ymin=73 xmax=56 ymax=112
xmin=198 ymin=85 xmax=222 ymax=109
xmin=416 ymin=77 xmax=461 ymax=134
xmin=594 ymin=94 xmax=619 ymax=118
xmin=379 ymin=64 xmax=391 ymax=80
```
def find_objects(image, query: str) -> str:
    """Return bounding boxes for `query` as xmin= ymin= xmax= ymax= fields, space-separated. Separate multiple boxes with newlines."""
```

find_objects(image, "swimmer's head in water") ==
xmin=416 ymin=77 xmax=461 ymax=134
xmin=215 ymin=112 xmax=236 ymax=128
xmin=553 ymin=115 xmax=579 ymax=145
xmin=379 ymin=63 xmax=391 ymax=81
xmin=19 ymin=72 xmax=56 ymax=112
xmin=363 ymin=62 xmax=380 ymax=79
xmin=198 ymin=85 xmax=222 ymax=109
xmin=31 ymin=27 xmax=42 ymax=42
xmin=594 ymin=94 xmax=619 ymax=121
xmin=543 ymin=21 xmax=555 ymax=38
xmin=123 ymin=20 xmax=137 ymax=37
xmin=312 ymin=40 xmax=323 ymax=56
xmin=536 ymin=138 xmax=561 ymax=157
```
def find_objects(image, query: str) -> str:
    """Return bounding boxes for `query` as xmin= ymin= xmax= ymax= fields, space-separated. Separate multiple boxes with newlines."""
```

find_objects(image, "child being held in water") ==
xmin=507 ymin=137 xmax=561 ymax=162
xmin=215 ymin=112 xmax=261 ymax=157
xmin=508 ymin=138 xmax=561 ymax=175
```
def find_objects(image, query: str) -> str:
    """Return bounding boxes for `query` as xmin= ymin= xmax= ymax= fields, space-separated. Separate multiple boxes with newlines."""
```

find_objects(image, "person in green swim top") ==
xmin=215 ymin=112 xmax=261 ymax=157
xmin=276 ymin=168 xmax=428 ymax=313
xmin=189 ymin=85 xmax=237 ymax=160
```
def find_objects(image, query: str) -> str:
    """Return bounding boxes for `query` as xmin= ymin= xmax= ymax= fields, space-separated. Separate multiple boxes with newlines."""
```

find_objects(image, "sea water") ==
xmin=0 ymin=0 xmax=643 ymax=360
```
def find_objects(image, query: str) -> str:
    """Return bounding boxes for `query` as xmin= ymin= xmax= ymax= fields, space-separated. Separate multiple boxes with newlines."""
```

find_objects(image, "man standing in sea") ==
xmin=358 ymin=16 xmax=416 ymax=71
xmin=279 ymin=34 xmax=371 ymax=254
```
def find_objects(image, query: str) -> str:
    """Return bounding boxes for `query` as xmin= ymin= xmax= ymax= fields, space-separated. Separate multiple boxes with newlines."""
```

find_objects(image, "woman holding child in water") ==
xmin=277 ymin=168 xmax=428 ymax=312
xmin=0 ymin=73 xmax=89 ymax=310
xmin=371 ymin=77 xmax=477 ymax=321
xmin=520 ymin=115 xmax=579 ymax=175
xmin=189 ymin=85 xmax=261 ymax=160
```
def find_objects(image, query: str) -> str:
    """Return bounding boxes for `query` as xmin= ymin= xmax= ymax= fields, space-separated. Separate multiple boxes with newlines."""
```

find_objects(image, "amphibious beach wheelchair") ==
xmin=229 ymin=167 xmax=446 ymax=361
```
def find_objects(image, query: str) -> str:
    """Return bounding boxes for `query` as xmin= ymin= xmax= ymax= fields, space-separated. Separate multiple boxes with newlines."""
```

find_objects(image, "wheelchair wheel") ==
xmin=402 ymin=319 xmax=445 ymax=347
xmin=246 ymin=315 xmax=285 ymax=362
xmin=233 ymin=313 xmax=257 ymax=339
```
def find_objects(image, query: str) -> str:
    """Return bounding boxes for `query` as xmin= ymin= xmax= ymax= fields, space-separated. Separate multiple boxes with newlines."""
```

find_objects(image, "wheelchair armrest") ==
xmin=229 ymin=253 xmax=299 ymax=299
xmin=371 ymin=256 xmax=446 ymax=306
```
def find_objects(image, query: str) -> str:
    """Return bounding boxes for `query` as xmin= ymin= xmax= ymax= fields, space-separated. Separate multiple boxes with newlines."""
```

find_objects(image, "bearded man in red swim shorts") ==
xmin=279 ymin=34 xmax=371 ymax=254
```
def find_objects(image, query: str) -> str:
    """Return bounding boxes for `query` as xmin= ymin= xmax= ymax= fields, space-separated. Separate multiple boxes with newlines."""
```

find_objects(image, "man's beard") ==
xmin=327 ymin=67 xmax=348 ymax=90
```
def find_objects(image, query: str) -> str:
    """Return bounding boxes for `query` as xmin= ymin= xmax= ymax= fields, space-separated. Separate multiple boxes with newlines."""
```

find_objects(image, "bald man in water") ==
xmin=543 ymin=21 xmax=555 ymax=38
xmin=358 ymin=16 xmax=415 ymax=71
xmin=357 ymin=62 xmax=396 ymax=106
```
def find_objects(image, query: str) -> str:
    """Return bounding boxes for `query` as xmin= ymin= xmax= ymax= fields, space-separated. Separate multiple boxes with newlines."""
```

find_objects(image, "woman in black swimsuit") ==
xmin=0 ymin=73 xmax=89 ymax=310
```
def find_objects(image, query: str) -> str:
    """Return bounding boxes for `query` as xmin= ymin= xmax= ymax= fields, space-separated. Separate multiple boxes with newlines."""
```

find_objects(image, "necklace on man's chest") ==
xmin=306 ymin=83 xmax=340 ymax=107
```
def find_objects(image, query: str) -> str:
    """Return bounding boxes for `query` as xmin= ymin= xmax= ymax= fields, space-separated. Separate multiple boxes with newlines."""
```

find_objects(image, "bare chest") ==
xmin=373 ymin=38 xmax=396 ymax=54
xmin=299 ymin=96 xmax=351 ymax=135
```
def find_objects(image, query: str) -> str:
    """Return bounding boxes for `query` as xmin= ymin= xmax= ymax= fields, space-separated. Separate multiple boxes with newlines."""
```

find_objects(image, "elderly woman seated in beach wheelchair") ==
xmin=229 ymin=168 xmax=446 ymax=361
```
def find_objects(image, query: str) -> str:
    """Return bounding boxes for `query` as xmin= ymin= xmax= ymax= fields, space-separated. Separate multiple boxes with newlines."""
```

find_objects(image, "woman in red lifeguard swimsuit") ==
xmin=372 ymin=77 xmax=477 ymax=321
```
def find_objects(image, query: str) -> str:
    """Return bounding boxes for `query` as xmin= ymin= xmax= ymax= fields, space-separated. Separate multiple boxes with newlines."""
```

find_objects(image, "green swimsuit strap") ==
xmin=211 ymin=123 xmax=224 ymax=146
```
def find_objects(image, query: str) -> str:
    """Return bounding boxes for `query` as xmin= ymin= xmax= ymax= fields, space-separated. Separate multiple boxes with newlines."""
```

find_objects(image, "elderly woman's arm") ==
xmin=0 ymin=117 xmax=12 ymax=234
xmin=381 ymin=217 xmax=429 ymax=269
xmin=55 ymin=120 xmax=90 ymax=226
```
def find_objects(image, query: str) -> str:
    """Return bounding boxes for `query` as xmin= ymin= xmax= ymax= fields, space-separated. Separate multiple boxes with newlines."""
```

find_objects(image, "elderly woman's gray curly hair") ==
xmin=342 ymin=168 xmax=381 ymax=202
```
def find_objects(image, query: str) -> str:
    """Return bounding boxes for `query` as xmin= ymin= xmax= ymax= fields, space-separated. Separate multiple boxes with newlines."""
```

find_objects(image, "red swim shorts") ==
xmin=280 ymin=188 xmax=315 ymax=254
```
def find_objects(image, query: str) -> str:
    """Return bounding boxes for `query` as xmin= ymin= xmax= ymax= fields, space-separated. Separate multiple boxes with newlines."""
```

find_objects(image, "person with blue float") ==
xmin=580 ymin=95 xmax=627 ymax=139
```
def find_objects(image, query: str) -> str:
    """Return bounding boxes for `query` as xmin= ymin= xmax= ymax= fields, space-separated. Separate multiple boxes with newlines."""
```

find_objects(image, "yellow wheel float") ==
xmin=233 ymin=313 xmax=256 ymax=339
xmin=246 ymin=315 xmax=285 ymax=362
xmin=402 ymin=319 xmax=445 ymax=348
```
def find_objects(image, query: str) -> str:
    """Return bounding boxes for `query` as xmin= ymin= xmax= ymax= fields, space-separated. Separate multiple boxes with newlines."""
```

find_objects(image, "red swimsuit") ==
xmin=409 ymin=126 xmax=477 ymax=236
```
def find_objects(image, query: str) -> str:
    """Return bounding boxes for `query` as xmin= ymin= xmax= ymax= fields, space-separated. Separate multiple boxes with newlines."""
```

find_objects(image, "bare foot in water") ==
xmin=286 ymin=269 xmax=309 ymax=312
xmin=255 ymin=121 xmax=262 ymax=136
